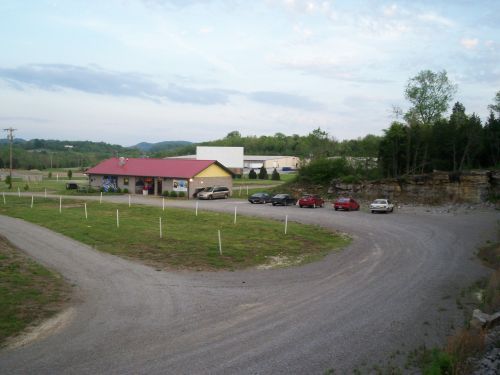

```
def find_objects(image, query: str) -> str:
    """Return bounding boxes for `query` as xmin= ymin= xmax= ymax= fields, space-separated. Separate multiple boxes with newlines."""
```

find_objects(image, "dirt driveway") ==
xmin=0 ymin=195 xmax=498 ymax=374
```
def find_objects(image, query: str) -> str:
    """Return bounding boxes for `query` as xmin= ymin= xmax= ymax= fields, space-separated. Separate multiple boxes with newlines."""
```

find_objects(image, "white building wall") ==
xmin=196 ymin=146 xmax=244 ymax=169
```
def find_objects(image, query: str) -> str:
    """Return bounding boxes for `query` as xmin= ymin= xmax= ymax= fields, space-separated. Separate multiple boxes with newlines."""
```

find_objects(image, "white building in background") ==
xmin=166 ymin=146 xmax=300 ymax=174
xmin=196 ymin=146 xmax=244 ymax=173
xmin=244 ymin=155 xmax=300 ymax=171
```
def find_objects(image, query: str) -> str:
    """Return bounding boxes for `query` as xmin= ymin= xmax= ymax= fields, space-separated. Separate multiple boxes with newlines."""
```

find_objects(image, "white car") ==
xmin=370 ymin=199 xmax=394 ymax=213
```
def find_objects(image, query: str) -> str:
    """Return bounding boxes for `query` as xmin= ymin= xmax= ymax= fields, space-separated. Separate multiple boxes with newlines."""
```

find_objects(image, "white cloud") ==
xmin=382 ymin=4 xmax=398 ymax=17
xmin=199 ymin=27 xmax=213 ymax=34
xmin=417 ymin=12 xmax=454 ymax=28
xmin=460 ymin=37 xmax=479 ymax=49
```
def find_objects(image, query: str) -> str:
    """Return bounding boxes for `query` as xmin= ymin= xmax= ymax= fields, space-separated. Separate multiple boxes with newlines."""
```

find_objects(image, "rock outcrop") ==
xmin=329 ymin=170 xmax=499 ymax=204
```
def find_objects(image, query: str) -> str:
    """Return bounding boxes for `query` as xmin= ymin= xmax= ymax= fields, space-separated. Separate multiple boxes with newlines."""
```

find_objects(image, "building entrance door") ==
xmin=157 ymin=179 xmax=162 ymax=195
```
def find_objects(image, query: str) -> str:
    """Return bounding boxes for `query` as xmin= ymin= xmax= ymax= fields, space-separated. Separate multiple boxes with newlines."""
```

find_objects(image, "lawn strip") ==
xmin=0 ymin=196 xmax=350 ymax=271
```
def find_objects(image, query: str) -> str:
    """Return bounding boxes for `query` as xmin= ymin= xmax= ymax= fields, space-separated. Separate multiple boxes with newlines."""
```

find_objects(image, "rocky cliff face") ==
xmin=329 ymin=170 xmax=499 ymax=203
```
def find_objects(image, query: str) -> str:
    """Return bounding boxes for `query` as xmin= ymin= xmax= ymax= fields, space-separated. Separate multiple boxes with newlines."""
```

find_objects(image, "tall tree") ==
xmin=405 ymin=70 xmax=457 ymax=125
xmin=488 ymin=91 xmax=500 ymax=116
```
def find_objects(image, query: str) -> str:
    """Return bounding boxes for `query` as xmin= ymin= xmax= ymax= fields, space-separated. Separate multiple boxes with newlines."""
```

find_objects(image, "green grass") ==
xmin=234 ymin=173 xmax=297 ymax=185
xmin=0 ymin=177 xmax=96 ymax=196
xmin=0 ymin=196 xmax=349 ymax=271
xmin=0 ymin=236 xmax=70 ymax=346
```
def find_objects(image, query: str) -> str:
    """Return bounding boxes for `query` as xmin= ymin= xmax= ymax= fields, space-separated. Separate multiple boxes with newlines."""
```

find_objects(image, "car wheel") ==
xmin=334 ymin=207 xmax=338 ymax=211
xmin=209 ymin=195 xmax=213 ymax=200
xmin=272 ymin=203 xmax=276 ymax=206
xmin=390 ymin=207 xmax=394 ymax=212
xmin=371 ymin=210 xmax=375 ymax=213
xmin=224 ymin=194 xmax=229 ymax=199
xmin=299 ymin=205 xmax=303 ymax=208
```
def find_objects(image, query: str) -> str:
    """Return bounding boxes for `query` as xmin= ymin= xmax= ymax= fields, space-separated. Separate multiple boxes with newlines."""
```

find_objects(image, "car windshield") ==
xmin=253 ymin=193 xmax=265 ymax=197
xmin=374 ymin=199 xmax=387 ymax=204
xmin=202 ymin=187 xmax=213 ymax=192
xmin=338 ymin=198 xmax=350 ymax=202
xmin=274 ymin=194 xmax=287 ymax=198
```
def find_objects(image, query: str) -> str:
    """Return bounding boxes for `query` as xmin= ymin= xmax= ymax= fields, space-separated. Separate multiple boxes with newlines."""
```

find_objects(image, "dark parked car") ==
xmin=248 ymin=192 xmax=271 ymax=204
xmin=333 ymin=197 xmax=360 ymax=211
xmin=298 ymin=194 xmax=324 ymax=208
xmin=271 ymin=194 xmax=296 ymax=206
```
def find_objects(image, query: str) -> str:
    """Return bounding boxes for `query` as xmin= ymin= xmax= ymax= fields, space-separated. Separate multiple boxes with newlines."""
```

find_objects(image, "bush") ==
xmin=170 ymin=191 xmax=178 ymax=198
xmin=271 ymin=168 xmax=280 ymax=180
xmin=67 ymin=170 xmax=72 ymax=179
xmin=162 ymin=191 xmax=170 ymax=197
xmin=248 ymin=169 xmax=257 ymax=179
xmin=23 ymin=184 xmax=29 ymax=191
xmin=48 ymin=172 xmax=52 ymax=179
xmin=116 ymin=187 xmax=122 ymax=193
xmin=298 ymin=158 xmax=350 ymax=184
xmin=178 ymin=191 xmax=186 ymax=198
xmin=5 ymin=175 xmax=11 ymax=188
xmin=123 ymin=188 xmax=129 ymax=194
xmin=340 ymin=175 xmax=360 ymax=184
xmin=258 ymin=166 xmax=268 ymax=180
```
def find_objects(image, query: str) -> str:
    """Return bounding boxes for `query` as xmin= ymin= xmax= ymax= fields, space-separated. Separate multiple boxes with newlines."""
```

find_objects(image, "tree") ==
xmin=271 ymin=168 xmax=280 ymax=180
xmin=248 ymin=169 xmax=257 ymax=179
xmin=488 ymin=91 xmax=500 ymax=116
xmin=405 ymin=70 xmax=457 ymax=126
xmin=378 ymin=122 xmax=407 ymax=177
xmin=258 ymin=165 xmax=268 ymax=180
xmin=67 ymin=170 xmax=73 ymax=179
xmin=484 ymin=112 xmax=500 ymax=166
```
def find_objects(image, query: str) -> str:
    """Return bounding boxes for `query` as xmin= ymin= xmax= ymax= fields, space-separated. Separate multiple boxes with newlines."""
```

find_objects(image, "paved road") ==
xmin=0 ymin=195 xmax=498 ymax=374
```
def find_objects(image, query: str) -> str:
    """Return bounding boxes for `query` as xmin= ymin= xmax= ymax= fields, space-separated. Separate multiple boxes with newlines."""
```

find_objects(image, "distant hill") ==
xmin=0 ymin=138 xmax=27 ymax=144
xmin=132 ymin=141 xmax=192 ymax=152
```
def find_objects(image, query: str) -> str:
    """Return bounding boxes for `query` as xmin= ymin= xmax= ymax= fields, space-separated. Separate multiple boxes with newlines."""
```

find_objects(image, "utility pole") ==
xmin=3 ymin=127 xmax=16 ymax=189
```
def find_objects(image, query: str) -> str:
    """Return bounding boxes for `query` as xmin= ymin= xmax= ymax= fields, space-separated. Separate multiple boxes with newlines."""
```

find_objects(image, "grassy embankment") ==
xmin=0 ymin=236 xmax=71 ymax=346
xmin=0 ymin=195 xmax=349 ymax=271
xmin=407 ymin=234 xmax=500 ymax=374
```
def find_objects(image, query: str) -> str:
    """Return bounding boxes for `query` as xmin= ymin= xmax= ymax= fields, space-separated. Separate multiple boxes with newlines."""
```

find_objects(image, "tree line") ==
xmin=379 ymin=71 xmax=499 ymax=177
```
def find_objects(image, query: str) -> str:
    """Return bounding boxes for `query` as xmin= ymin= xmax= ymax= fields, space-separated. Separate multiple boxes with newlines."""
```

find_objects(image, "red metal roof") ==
xmin=86 ymin=158 xmax=219 ymax=178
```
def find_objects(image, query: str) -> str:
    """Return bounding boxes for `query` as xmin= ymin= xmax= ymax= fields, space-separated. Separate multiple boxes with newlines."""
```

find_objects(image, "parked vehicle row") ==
xmin=247 ymin=192 xmax=395 ymax=213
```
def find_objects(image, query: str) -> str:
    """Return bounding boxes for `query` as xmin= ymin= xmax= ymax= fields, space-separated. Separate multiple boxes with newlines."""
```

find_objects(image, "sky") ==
xmin=0 ymin=0 xmax=498 ymax=146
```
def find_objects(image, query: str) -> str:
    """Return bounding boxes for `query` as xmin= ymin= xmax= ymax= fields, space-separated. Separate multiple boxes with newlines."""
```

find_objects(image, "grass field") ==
xmin=0 ymin=236 xmax=70 ymax=346
xmin=0 ymin=196 xmax=349 ymax=271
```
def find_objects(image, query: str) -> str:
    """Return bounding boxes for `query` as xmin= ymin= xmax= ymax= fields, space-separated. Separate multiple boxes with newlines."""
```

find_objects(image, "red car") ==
xmin=298 ymin=194 xmax=324 ymax=208
xmin=333 ymin=197 xmax=360 ymax=211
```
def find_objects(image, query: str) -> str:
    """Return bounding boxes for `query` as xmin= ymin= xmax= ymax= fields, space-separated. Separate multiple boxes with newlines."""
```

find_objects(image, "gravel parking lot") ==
xmin=0 ymin=195 xmax=498 ymax=374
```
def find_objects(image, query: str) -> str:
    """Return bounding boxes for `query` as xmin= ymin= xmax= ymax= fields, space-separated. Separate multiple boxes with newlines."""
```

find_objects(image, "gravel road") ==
xmin=0 ymin=195 xmax=498 ymax=374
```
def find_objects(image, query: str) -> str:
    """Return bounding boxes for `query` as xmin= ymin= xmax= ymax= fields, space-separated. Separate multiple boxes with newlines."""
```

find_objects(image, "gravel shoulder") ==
xmin=0 ymin=194 xmax=498 ymax=374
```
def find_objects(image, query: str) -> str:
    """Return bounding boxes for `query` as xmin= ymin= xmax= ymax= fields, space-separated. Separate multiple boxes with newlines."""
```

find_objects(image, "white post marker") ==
xmin=2 ymin=192 xmax=5 ymax=205
xmin=239 ymin=186 xmax=242 ymax=196
xmin=116 ymin=209 xmax=119 ymax=228
xmin=57 ymin=173 xmax=59 ymax=181
xmin=284 ymin=215 xmax=288 ymax=235
xmin=59 ymin=196 xmax=62 ymax=213
xmin=128 ymin=194 xmax=131 ymax=208
xmin=100 ymin=191 xmax=102 ymax=204
xmin=31 ymin=195 xmax=34 ymax=208
xmin=159 ymin=217 xmax=163 ymax=239
xmin=84 ymin=203 xmax=88 ymax=220
xmin=17 ymin=187 xmax=20 ymax=197
xmin=195 ymin=201 xmax=199 ymax=216
xmin=234 ymin=206 xmax=237 ymax=224
xmin=246 ymin=185 xmax=249 ymax=195
xmin=162 ymin=197 xmax=165 ymax=211
xmin=218 ymin=230 xmax=222 ymax=255
xmin=44 ymin=188 xmax=47 ymax=199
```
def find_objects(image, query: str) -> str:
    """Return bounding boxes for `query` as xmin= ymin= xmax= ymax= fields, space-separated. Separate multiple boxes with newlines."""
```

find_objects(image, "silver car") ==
xmin=197 ymin=186 xmax=230 ymax=200
xmin=370 ymin=199 xmax=394 ymax=213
